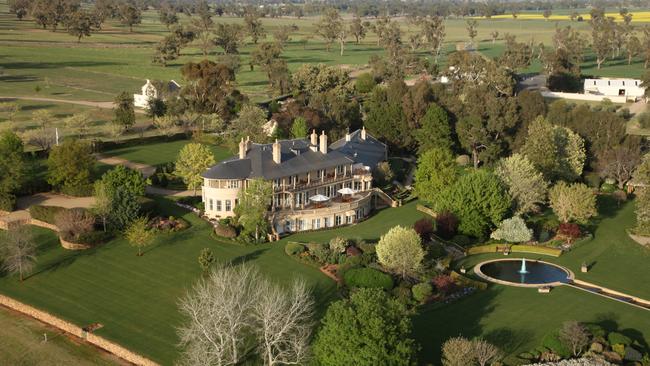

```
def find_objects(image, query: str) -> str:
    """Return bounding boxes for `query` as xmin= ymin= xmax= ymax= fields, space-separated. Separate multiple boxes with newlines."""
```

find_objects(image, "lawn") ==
xmin=0 ymin=305 xmax=120 ymax=366
xmin=0 ymin=199 xmax=424 ymax=365
xmin=415 ymin=196 xmax=650 ymax=365
xmin=102 ymin=139 xmax=233 ymax=166
xmin=1 ymin=1 xmax=645 ymax=106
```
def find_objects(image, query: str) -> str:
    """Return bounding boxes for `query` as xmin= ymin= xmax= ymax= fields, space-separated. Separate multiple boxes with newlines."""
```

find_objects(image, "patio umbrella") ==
xmin=337 ymin=187 xmax=356 ymax=195
xmin=309 ymin=194 xmax=330 ymax=202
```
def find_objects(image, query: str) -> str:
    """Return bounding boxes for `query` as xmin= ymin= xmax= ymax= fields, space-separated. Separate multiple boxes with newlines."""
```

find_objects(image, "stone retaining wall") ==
xmin=59 ymin=237 xmax=92 ymax=250
xmin=572 ymin=279 xmax=650 ymax=307
xmin=0 ymin=294 xmax=159 ymax=366
xmin=29 ymin=218 xmax=59 ymax=232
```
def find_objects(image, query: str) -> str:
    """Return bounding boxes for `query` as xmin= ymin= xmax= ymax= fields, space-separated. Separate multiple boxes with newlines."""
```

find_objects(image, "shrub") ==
xmin=306 ymin=242 xmax=332 ymax=264
xmin=411 ymin=282 xmax=433 ymax=303
xmin=608 ymin=332 xmax=632 ymax=346
xmin=413 ymin=218 xmax=435 ymax=240
xmin=638 ymin=112 xmax=650 ymax=129
xmin=73 ymin=230 xmax=113 ymax=245
xmin=541 ymin=332 xmax=572 ymax=359
xmin=214 ymin=223 xmax=237 ymax=238
xmin=55 ymin=208 xmax=95 ymax=241
xmin=601 ymin=182 xmax=616 ymax=193
xmin=391 ymin=284 xmax=413 ymax=304
xmin=456 ymin=155 xmax=470 ymax=166
xmin=612 ymin=344 xmax=626 ymax=357
xmin=285 ymin=242 xmax=305 ymax=256
xmin=358 ymin=242 xmax=376 ymax=254
xmin=490 ymin=216 xmax=533 ymax=243
xmin=329 ymin=236 xmax=348 ymax=254
xmin=343 ymin=267 xmax=394 ymax=290
xmin=558 ymin=223 xmax=581 ymax=240
xmin=436 ymin=211 xmax=458 ymax=239
xmin=432 ymin=274 xmax=455 ymax=294
xmin=29 ymin=205 xmax=65 ymax=224
xmin=541 ymin=216 xmax=560 ymax=232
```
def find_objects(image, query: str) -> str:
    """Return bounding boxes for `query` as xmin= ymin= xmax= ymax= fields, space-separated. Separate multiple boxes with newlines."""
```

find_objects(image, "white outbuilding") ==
xmin=583 ymin=78 xmax=645 ymax=100
xmin=133 ymin=79 xmax=181 ymax=109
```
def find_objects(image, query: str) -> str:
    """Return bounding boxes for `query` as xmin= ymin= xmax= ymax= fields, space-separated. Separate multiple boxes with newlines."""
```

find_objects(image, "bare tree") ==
xmin=472 ymin=338 xmax=502 ymax=366
xmin=55 ymin=208 xmax=94 ymax=241
xmin=177 ymin=264 xmax=261 ymax=365
xmin=254 ymin=280 xmax=313 ymax=366
xmin=0 ymin=224 xmax=37 ymax=281
xmin=559 ymin=320 xmax=590 ymax=357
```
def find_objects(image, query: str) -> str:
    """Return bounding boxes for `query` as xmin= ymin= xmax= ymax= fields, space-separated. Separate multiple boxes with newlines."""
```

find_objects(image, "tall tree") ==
xmin=153 ymin=34 xmax=181 ymax=67
xmin=0 ymin=224 xmax=36 ymax=282
xmin=117 ymin=2 xmax=141 ymax=32
xmin=313 ymin=288 xmax=418 ymax=366
xmin=633 ymin=154 xmax=650 ymax=234
xmin=290 ymin=117 xmax=308 ymax=138
xmin=495 ymin=154 xmax=548 ymax=215
xmin=47 ymin=140 xmax=95 ymax=196
xmin=549 ymin=182 xmax=597 ymax=224
xmin=419 ymin=16 xmax=445 ymax=63
xmin=158 ymin=5 xmax=178 ymax=29
xmin=590 ymin=13 xmax=615 ymax=69
xmin=125 ymin=216 xmax=155 ymax=256
xmin=175 ymin=143 xmax=216 ymax=196
xmin=466 ymin=19 xmax=478 ymax=45
xmin=415 ymin=103 xmax=453 ymax=153
xmin=435 ymin=169 xmax=511 ymax=238
xmin=315 ymin=8 xmax=343 ymax=52
xmin=349 ymin=15 xmax=366 ymax=44
xmin=180 ymin=60 xmax=242 ymax=118
xmin=230 ymin=105 xmax=267 ymax=143
xmin=113 ymin=91 xmax=136 ymax=131
xmin=234 ymin=179 xmax=272 ymax=242
xmin=376 ymin=225 xmax=424 ymax=278
xmin=8 ymin=0 xmax=30 ymax=20
xmin=67 ymin=9 xmax=97 ymax=42
xmin=0 ymin=131 xmax=25 ymax=211
xmin=414 ymin=148 xmax=458 ymax=204
xmin=244 ymin=8 xmax=265 ymax=44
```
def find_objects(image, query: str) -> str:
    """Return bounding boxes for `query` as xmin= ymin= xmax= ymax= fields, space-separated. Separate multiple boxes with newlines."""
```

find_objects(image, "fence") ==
xmin=0 ymin=294 xmax=159 ymax=366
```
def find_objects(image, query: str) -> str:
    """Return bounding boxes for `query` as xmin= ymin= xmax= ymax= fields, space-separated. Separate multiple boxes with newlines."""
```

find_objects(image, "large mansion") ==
xmin=201 ymin=128 xmax=388 ymax=234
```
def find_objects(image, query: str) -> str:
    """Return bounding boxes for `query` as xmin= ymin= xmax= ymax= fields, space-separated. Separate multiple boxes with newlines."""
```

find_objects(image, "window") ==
xmin=216 ymin=200 xmax=222 ymax=211
xmin=337 ymin=165 xmax=344 ymax=175
xmin=225 ymin=200 xmax=232 ymax=211
xmin=297 ymin=219 xmax=304 ymax=231
xmin=324 ymin=217 xmax=330 ymax=227
xmin=346 ymin=215 xmax=352 ymax=224
xmin=354 ymin=181 xmax=361 ymax=191
xmin=227 ymin=180 xmax=240 ymax=189
xmin=209 ymin=199 xmax=213 ymax=211
xmin=313 ymin=218 xmax=321 ymax=229
xmin=335 ymin=215 xmax=342 ymax=226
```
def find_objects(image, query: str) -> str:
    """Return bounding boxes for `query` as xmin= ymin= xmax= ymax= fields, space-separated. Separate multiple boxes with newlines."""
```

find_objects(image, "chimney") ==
xmin=319 ymin=131 xmax=327 ymax=154
xmin=310 ymin=130 xmax=318 ymax=152
xmin=361 ymin=126 xmax=367 ymax=140
xmin=345 ymin=129 xmax=351 ymax=142
xmin=238 ymin=138 xmax=246 ymax=159
xmin=273 ymin=139 xmax=281 ymax=164
xmin=246 ymin=136 xmax=251 ymax=150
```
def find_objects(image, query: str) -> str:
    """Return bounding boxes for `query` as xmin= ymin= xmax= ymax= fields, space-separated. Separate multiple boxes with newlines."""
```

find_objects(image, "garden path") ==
xmin=0 ymin=97 xmax=145 ymax=113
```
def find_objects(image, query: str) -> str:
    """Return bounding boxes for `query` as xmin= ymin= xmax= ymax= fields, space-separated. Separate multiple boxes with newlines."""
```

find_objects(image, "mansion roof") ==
xmin=203 ymin=129 xmax=386 ymax=181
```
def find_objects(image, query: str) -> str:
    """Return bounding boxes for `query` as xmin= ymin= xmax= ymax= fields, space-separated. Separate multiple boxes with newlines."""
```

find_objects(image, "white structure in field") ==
xmin=583 ymin=78 xmax=645 ymax=100
xmin=133 ymin=79 xmax=181 ymax=109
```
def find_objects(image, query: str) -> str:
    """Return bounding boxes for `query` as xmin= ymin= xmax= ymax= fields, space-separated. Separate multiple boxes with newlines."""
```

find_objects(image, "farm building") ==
xmin=583 ymin=78 xmax=645 ymax=100
xmin=133 ymin=79 xmax=181 ymax=109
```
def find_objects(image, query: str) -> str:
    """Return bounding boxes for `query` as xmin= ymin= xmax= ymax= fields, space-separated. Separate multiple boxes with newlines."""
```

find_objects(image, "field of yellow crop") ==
xmin=478 ymin=11 xmax=650 ymax=22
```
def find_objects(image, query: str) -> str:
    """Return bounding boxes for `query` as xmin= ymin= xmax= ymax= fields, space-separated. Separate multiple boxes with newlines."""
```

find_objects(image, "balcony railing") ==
xmin=273 ymin=172 xmax=352 ymax=192
xmin=275 ymin=191 xmax=372 ymax=216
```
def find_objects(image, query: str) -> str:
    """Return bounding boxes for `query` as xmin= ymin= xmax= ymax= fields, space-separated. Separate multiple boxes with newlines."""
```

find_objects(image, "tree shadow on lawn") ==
xmin=1 ymin=61 xmax=125 ymax=70
xmin=591 ymin=312 xmax=650 ymax=351
xmin=582 ymin=194 xmax=629 ymax=236
xmin=412 ymin=286 xmax=501 ymax=364
xmin=0 ymin=74 xmax=40 ymax=83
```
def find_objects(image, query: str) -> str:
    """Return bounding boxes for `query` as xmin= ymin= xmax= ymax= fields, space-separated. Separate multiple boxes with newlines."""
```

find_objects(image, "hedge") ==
xmin=511 ymin=245 xmax=562 ymax=257
xmin=466 ymin=244 xmax=562 ymax=257
xmin=343 ymin=267 xmax=394 ymax=290
xmin=29 ymin=205 xmax=67 ymax=224
xmin=450 ymin=271 xmax=488 ymax=290
xmin=63 ymin=230 xmax=114 ymax=245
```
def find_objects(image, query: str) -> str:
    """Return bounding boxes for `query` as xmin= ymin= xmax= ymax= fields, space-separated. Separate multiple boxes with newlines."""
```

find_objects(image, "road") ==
xmin=0 ymin=97 xmax=145 ymax=114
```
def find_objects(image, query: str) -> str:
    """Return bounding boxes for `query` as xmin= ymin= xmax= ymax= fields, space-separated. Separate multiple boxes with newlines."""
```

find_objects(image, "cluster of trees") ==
xmin=178 ymin=264 xmax=313 ymax=366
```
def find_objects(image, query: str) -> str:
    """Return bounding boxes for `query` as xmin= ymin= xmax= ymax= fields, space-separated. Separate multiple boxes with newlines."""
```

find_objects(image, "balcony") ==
xmin=276 ymin=191 xmax=372 ymax=216
xmin=273 ymin=172 xmax=352 ymax=192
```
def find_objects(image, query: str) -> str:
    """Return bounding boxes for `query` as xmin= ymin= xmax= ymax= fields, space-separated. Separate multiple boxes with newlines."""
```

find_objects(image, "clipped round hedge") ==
xmin=343 ymin=267 xmax=394 ymax=290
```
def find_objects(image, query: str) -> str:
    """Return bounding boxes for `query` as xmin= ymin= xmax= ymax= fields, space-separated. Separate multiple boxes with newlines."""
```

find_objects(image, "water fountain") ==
xmin=518 ymin=258 xmax=529 ymax=274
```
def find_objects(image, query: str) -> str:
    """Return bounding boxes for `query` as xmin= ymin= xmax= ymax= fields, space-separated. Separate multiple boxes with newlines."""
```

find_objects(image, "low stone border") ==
xmin=59 ymin=237 xmax=92 ymax=250
xmin=473 ymin=258 xmax=575 ymax=288
xmin=572 ymin=279 xmax=650 ymax=308
xmin=0 ymin=294 xmax=158 ymax=366
xmin=627 ymin=230 xmax=650 ymax=247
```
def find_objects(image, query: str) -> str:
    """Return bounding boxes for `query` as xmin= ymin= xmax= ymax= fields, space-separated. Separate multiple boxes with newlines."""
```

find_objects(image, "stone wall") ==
xmin=59 ymin=237 xmax=92 ymax=250
xmin=0 ymin=294 xmax=159 ymax=366
xmin=627 ymin=231 xmax=650 ymax=246
xmin=29 ymin=218 xmax=59 ymax=232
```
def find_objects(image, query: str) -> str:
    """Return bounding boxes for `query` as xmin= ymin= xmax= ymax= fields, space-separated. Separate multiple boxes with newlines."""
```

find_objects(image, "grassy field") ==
xmin=0 ymin=194 xmax=648 ymax=365
xmin=0 ymin=199 xmax=424 ymax=364
xmin=415 ymin=196 xmax=650 ymax=364
xmin=1 ymin=0 xmax=647 ymax=108
xmin=0 ymin=306 xmax=121 ymax=366
xmin=102 ymin=139 xmax=233 ymax=166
